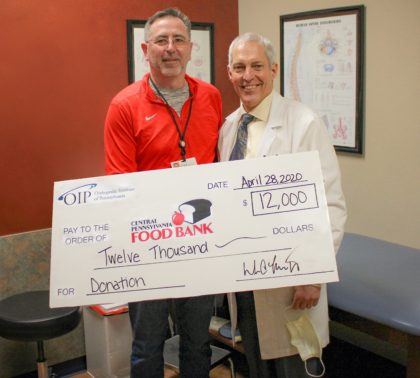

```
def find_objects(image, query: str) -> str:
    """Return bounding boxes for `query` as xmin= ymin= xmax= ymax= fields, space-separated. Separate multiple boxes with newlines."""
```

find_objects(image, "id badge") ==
xmin=171 ymin=157 xmax=197 ymax=168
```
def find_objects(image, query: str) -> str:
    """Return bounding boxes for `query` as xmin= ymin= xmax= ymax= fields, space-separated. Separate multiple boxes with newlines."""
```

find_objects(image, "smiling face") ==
xmin=228 ymin=40 xmax=278 ymax=112
xmin=141 ymin=16 xmax=192 ymax=88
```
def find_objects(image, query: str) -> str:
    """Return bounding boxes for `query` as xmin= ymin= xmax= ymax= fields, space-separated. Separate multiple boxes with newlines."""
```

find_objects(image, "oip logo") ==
xmin=58 ymin=183 xmax=97 ymax=206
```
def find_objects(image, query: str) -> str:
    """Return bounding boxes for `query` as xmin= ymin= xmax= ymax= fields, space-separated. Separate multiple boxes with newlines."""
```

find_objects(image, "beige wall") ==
xmin=238 ymin=0 xmax=420 ymax=248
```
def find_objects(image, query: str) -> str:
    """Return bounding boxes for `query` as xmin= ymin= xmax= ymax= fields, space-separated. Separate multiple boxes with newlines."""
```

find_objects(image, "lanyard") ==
xmin=150 ymin=79 xmax=193 ymax=161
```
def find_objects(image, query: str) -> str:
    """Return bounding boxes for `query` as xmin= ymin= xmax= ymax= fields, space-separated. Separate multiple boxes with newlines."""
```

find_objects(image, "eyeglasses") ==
xmin=147 ymin=36 xmax=189 ymax=47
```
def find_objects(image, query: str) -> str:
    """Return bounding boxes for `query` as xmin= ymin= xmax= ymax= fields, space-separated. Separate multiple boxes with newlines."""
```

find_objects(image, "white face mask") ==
xmin=285 ymin=308 xmax=326 ymax=377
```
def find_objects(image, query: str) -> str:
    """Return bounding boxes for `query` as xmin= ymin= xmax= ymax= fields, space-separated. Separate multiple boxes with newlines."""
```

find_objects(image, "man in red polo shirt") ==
xmin=104 ymin=8 xmax=222 ymax=378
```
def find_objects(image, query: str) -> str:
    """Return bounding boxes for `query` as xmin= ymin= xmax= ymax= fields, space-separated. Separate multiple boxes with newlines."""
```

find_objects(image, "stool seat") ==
xmin=0 ymin=290 xmax=80 ymax=342
xmin=0 ymin=290 xmax=81 ymax=377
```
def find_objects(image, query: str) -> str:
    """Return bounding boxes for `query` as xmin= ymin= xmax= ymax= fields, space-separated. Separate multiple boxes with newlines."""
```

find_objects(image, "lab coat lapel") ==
xmin=257 ymin=93 xmax=285 ymax=157
xmin=219 ymin=110 xmax=242 ymax=161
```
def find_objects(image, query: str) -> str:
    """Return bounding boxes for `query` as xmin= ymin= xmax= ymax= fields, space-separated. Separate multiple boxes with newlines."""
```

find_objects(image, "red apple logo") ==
xmin=172 ymin=211 xmax=185 ymax=226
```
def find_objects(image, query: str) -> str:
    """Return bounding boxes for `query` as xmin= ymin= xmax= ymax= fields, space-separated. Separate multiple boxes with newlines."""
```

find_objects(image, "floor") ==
xmin=14 ymin=350 xmax=247 ymax=378
xmin=15 ymin=337 xmax=405 ymax=378
xmin=68 ymin=364 xmax=243 ymax=378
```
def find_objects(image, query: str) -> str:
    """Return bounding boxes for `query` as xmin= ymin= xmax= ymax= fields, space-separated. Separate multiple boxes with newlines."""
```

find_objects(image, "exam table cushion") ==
xmin=327 ymin=233 xmax=420 ymax=336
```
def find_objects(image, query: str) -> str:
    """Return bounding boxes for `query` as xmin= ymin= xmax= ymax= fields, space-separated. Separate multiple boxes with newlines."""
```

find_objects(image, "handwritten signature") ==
xmin=242 ymin=249 xmax=300 ymax=276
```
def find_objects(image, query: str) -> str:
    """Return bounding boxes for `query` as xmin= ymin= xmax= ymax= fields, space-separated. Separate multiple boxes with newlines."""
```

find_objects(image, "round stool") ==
xmin=0 ymin=290 xmax=81 ymax=378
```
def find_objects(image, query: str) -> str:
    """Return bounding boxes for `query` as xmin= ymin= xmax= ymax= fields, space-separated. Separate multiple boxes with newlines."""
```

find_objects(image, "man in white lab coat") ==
xmin=218 ymin=32 xmax=347 ymax=378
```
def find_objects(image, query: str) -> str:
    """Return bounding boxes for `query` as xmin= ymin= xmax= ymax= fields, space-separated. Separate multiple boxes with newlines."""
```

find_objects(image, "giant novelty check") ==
xmin=50 ymin=151 xmax=338 ymax=307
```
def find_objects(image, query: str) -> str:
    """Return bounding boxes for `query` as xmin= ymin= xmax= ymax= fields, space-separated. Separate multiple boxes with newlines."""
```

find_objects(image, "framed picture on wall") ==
xmin=280 ymin=6 xmax=365 ymax=154
xmin=127 ymin=20 xmax=215 ymax=84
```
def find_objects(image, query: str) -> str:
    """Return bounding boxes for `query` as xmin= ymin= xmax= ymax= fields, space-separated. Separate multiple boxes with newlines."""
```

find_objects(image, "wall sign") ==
xmin=280 ymin=6 xmax=365 ymax=154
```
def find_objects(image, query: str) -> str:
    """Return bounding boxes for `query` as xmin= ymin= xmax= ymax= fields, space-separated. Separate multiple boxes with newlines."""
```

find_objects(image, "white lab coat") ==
xmin=218 ymin=91 xmax=347 ymax=358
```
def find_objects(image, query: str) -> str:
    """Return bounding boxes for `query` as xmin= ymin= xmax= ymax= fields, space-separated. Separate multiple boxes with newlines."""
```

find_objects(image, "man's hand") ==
xmin=291 ymin=285 xmax=321 ymax=310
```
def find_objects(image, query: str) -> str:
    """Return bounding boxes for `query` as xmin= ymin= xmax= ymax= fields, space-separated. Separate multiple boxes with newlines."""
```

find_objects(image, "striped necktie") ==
xmin=229 ymin=113 xmax=254 ymax=161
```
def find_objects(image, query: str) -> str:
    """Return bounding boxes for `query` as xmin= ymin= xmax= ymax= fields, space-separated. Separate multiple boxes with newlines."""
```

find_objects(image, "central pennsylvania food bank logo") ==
xmin=130 ymin=199 xmax=213 ymax=243
xmin=171 ymin=199 xmax=212 ymax=225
